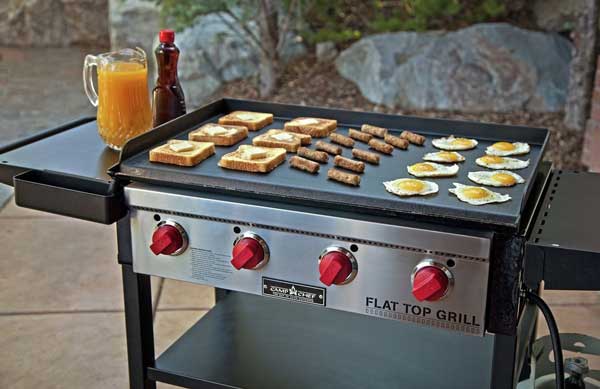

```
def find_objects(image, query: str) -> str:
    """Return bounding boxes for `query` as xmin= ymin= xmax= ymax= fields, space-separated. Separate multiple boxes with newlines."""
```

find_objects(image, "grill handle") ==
xmin=13 ymin=170 xmax=126 ymax=224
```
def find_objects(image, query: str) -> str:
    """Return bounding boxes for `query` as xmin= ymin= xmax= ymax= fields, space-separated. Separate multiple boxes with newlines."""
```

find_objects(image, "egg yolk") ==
xmin=397 ymin=179 xmax=425 ymax=192
xmin=462 ymin=187 xmax=490 ymax=199
xmin=492 ymin=142 xmax=515 ymax=151
xmin=438 ymin=151 xmax=458 ymax=161
xmin=480 ymin=155 xmax=504 ymax=164
xmin=411 ymin=163 xmax=436 ymax=172
xmin=451 ymin=138 xmax=473 ymax=147
xmin=491 ymin=173 xmax=516 ymax=185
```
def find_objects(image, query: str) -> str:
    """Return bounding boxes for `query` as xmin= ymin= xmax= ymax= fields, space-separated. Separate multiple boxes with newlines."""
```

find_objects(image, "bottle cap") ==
xmin=159 ymin=29 xmax=175 ymax=44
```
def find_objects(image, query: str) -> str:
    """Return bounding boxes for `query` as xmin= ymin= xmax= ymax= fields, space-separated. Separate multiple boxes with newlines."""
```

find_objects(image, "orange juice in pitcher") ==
xmin=83 ymin=48 xmax=152 ymax=150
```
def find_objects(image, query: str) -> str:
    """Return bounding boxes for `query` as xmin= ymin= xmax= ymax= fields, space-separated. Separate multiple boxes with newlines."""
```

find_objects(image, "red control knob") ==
xmin=319 ymin=251 xmax=354 ymax=286
xmin=412 ymin=266 xmax=449 ymax=302
xmin=231 ymin=238 xmax=265 ymax=270
xmin=150 ymin=224 xmax=185 ymax=255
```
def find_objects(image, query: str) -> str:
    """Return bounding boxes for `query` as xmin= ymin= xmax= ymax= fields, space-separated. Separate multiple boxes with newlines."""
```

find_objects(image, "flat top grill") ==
xmin=114 ymin=99 xmax=549 ymax=229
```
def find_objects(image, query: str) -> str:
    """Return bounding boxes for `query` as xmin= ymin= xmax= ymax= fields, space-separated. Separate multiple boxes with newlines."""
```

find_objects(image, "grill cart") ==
xmin=1 ymin=99 xmax=599 ymax=389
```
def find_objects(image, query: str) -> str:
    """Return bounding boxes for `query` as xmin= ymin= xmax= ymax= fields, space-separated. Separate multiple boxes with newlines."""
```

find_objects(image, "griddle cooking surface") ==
xmin=116 ymin=99 xmax=548 ymax=228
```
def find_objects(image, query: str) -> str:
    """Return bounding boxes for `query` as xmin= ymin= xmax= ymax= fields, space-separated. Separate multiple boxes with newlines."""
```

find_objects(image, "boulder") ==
xmin=177 ymin=12 xmax=306 ymax=108
xmin=109 ymin=0 xmax=159 ymax=59
xmin=0 ymin=0 xmax=109 ymax=47
xmin=335 ymin=23 xmax=572 ymax=113
xmin=316 ymin=41 xmax=338 ymax=62
xmin=532 ymin=0 xmax=585 ymax=31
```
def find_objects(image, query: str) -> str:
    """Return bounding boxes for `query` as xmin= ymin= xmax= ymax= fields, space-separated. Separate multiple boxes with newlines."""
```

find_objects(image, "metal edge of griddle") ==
xmin=125 ymin=173 xmax=524 ymax=233
xmin=110 ymin=98 xmax=550 ymax=231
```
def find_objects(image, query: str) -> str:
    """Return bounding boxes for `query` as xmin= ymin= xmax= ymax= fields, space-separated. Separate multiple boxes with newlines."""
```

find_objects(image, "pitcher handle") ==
xmin=83 ymin=55 xmax=99 ymax=107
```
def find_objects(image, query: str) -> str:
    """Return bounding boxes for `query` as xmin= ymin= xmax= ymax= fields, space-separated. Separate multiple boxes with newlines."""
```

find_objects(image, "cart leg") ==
xmin=122 ymin=264 xmax=156 ymax=389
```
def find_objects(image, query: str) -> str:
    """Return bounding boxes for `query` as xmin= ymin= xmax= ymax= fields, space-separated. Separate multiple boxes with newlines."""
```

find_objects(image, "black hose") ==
xmin=525 ymin=290 xmax=564 ymax=389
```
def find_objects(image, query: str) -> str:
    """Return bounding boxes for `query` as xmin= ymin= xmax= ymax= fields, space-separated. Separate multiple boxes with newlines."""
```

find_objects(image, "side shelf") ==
xmin=525 ymin=170 xmax=600 ymax=290
xmin=0 ymin=117 xmax=126 ymax=224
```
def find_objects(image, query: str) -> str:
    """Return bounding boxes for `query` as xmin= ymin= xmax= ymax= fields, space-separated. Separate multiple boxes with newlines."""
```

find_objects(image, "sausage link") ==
xmin=361 ymin=124 xmax=387 ymax=138
xmin=348 ymin=129 xmax=373 ymax=143
xmin=297 ymin=147 xmax=329 ymax=163
xmin=352 ymin=148 xmax=380 ymax=164
xmin=384 ymin=134 xmax=409 ymax=149
xmin=400 ymin=130 xmax=426 ymax=145
xmin=289 ymin=156 xmax=320 ymax=174
xmin=334 ymin=155 xmax=365 ymax=173
xmin=327 ymin=168 xmax=361 ymax=186
xmin=316 ymin=141 xmax=343 ymax=155
xmin=330 ymin=132 xmax=355 ymax=147
xmin=369 ymin=139 xmax=394 ymax=155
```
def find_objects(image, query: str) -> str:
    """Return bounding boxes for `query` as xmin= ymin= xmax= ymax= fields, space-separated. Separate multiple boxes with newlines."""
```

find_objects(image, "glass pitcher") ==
xmin=83 ymin=47 xmax=152 ymax=150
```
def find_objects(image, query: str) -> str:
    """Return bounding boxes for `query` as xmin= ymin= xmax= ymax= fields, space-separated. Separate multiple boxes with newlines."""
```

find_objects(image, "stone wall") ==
xmin=0 ymin=0 xmax=109 ymax=48
xmin=582 ymin=55 xmax=600 ymax=172
xmin=108 ymin=0 xmax=159 ymax=61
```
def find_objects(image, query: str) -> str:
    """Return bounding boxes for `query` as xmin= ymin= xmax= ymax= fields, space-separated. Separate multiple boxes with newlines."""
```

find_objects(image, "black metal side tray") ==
xmin=0 ymin=117 xmax=126 ymax=224
xmin=525 ymin=170 xmax=600 ymax=290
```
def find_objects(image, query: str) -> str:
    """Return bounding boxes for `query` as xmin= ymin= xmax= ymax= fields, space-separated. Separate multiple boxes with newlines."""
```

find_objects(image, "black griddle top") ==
xmin=113 ymin=99 xmax=549 ymax=229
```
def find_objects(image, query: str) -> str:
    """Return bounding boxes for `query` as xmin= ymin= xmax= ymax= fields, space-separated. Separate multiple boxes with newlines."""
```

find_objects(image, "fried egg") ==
xmin=423 ymin=151 xmax=465 ymax=163
xmin=468 ymin=171 xmax=525 ymax=187
xmin=407 ymin=162 xmax=459 ymax=177
xmin=383 ymin=178 xmax=439 ymax=197
xmin=485 ymin=141 xmax=530 ymax=156
xmin=449 ymin=183 xmax=511 ymax=205
xmin=475 ymin=155 xmax=529 ymax=170
xmin=432 ymin=135 xmax=478 ymax=151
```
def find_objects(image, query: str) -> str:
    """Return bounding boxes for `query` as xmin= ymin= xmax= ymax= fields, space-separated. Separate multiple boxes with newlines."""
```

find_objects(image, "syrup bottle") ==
xmin=152 ymin=29 xmax=186 ymax=127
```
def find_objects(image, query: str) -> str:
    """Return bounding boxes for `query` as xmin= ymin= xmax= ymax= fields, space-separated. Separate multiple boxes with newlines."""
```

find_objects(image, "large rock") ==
xmin=0 ymin=0 xmax=109 ymax=47
xmin=336 ymin=23 xmax=572 ymax=113
xmin=109 ymin=0 xmax=159 ymax=59
xmin=532 ymin=0 xmax=585 ymax=31
xmin=177 ymin=12 xmax=306 ymax=108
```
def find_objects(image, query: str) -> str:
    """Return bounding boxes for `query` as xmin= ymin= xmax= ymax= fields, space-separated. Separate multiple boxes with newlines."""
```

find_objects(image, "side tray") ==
xmin=0 ymin=117 xmax=126 ymax=224
xmin=524 ymin=170 xmax=600 ymax=290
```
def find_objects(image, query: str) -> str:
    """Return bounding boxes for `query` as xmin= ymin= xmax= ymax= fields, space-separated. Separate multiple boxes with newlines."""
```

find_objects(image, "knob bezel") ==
xmin=153 ymin=220 xmax=188 ymax=256
xmin=233 ymin=231 xmax=270 ymax=269
xmin=410 ymin=259 xmax=454 ymax=300
xmin=318 ymin=246 xmax=358 ymax=285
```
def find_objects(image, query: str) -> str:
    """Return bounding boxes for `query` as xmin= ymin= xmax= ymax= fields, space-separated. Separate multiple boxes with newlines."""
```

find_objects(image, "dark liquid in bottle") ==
xmin=152 ymin=29 xmax=186 ymax=127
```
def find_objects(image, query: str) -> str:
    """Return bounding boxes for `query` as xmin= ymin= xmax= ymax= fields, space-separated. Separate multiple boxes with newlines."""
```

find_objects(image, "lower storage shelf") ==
xmin=148 ymin=292 xmax=498 ymax=389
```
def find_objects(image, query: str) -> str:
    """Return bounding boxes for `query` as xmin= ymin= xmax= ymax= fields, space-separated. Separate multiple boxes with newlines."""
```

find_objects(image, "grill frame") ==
xmin=111 ymin=98 xmax=550 ymax=231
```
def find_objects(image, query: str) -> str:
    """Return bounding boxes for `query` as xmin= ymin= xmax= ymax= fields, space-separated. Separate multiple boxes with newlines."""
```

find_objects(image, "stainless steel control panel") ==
xmin=126 ymin=185 xmax=492 ymax=336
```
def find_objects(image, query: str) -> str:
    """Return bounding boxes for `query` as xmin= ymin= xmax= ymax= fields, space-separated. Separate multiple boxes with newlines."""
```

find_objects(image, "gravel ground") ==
xmin=214 ymin=56 xmax=584 ymax=171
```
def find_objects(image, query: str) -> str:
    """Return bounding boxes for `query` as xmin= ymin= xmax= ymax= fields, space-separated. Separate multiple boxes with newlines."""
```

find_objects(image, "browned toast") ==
xmin=149 ymin=140 xmax=215 ymax=167
xmin=284 ymin=117 xmax=337 ymax=137
xmin=188 ymin=123 xmax=248 ymax=146
xmin=252 ymin=129 xmax=305 ymax=152
xmin=218 ymin=145 xmax=286 ymax=173
xmin=218 ymin=111 xmax=273 ymax=131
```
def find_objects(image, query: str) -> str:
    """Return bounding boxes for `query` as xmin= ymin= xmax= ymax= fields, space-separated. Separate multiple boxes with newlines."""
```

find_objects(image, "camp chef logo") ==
xmin=262 ymin=277 xmax=325 ymax=306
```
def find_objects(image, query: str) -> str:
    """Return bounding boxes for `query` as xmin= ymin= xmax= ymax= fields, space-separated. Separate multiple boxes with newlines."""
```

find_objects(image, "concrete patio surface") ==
xmin=0 ymin=197 xmax=212 ymax=388
xmin=0 ymin=46 xmax=598 ymax=388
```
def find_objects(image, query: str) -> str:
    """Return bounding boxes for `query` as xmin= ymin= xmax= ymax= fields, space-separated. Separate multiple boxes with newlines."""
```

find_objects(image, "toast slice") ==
xmin=149 ymin=140 xmax=215 ymax=167
xmin=218 ymin=111 xmax=273 ymax=131
xmin=285 ymin=130 xmax=311 ymax=145
xmin=219 ymin=145 xmax=286 ymax=173
xmin=188 ymin=123 xmax=248 ymax=146
xmin=252 ymin=129 xmax=305 ymax=152
xmin=284 ymin=117 xmax=337 ymax=137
